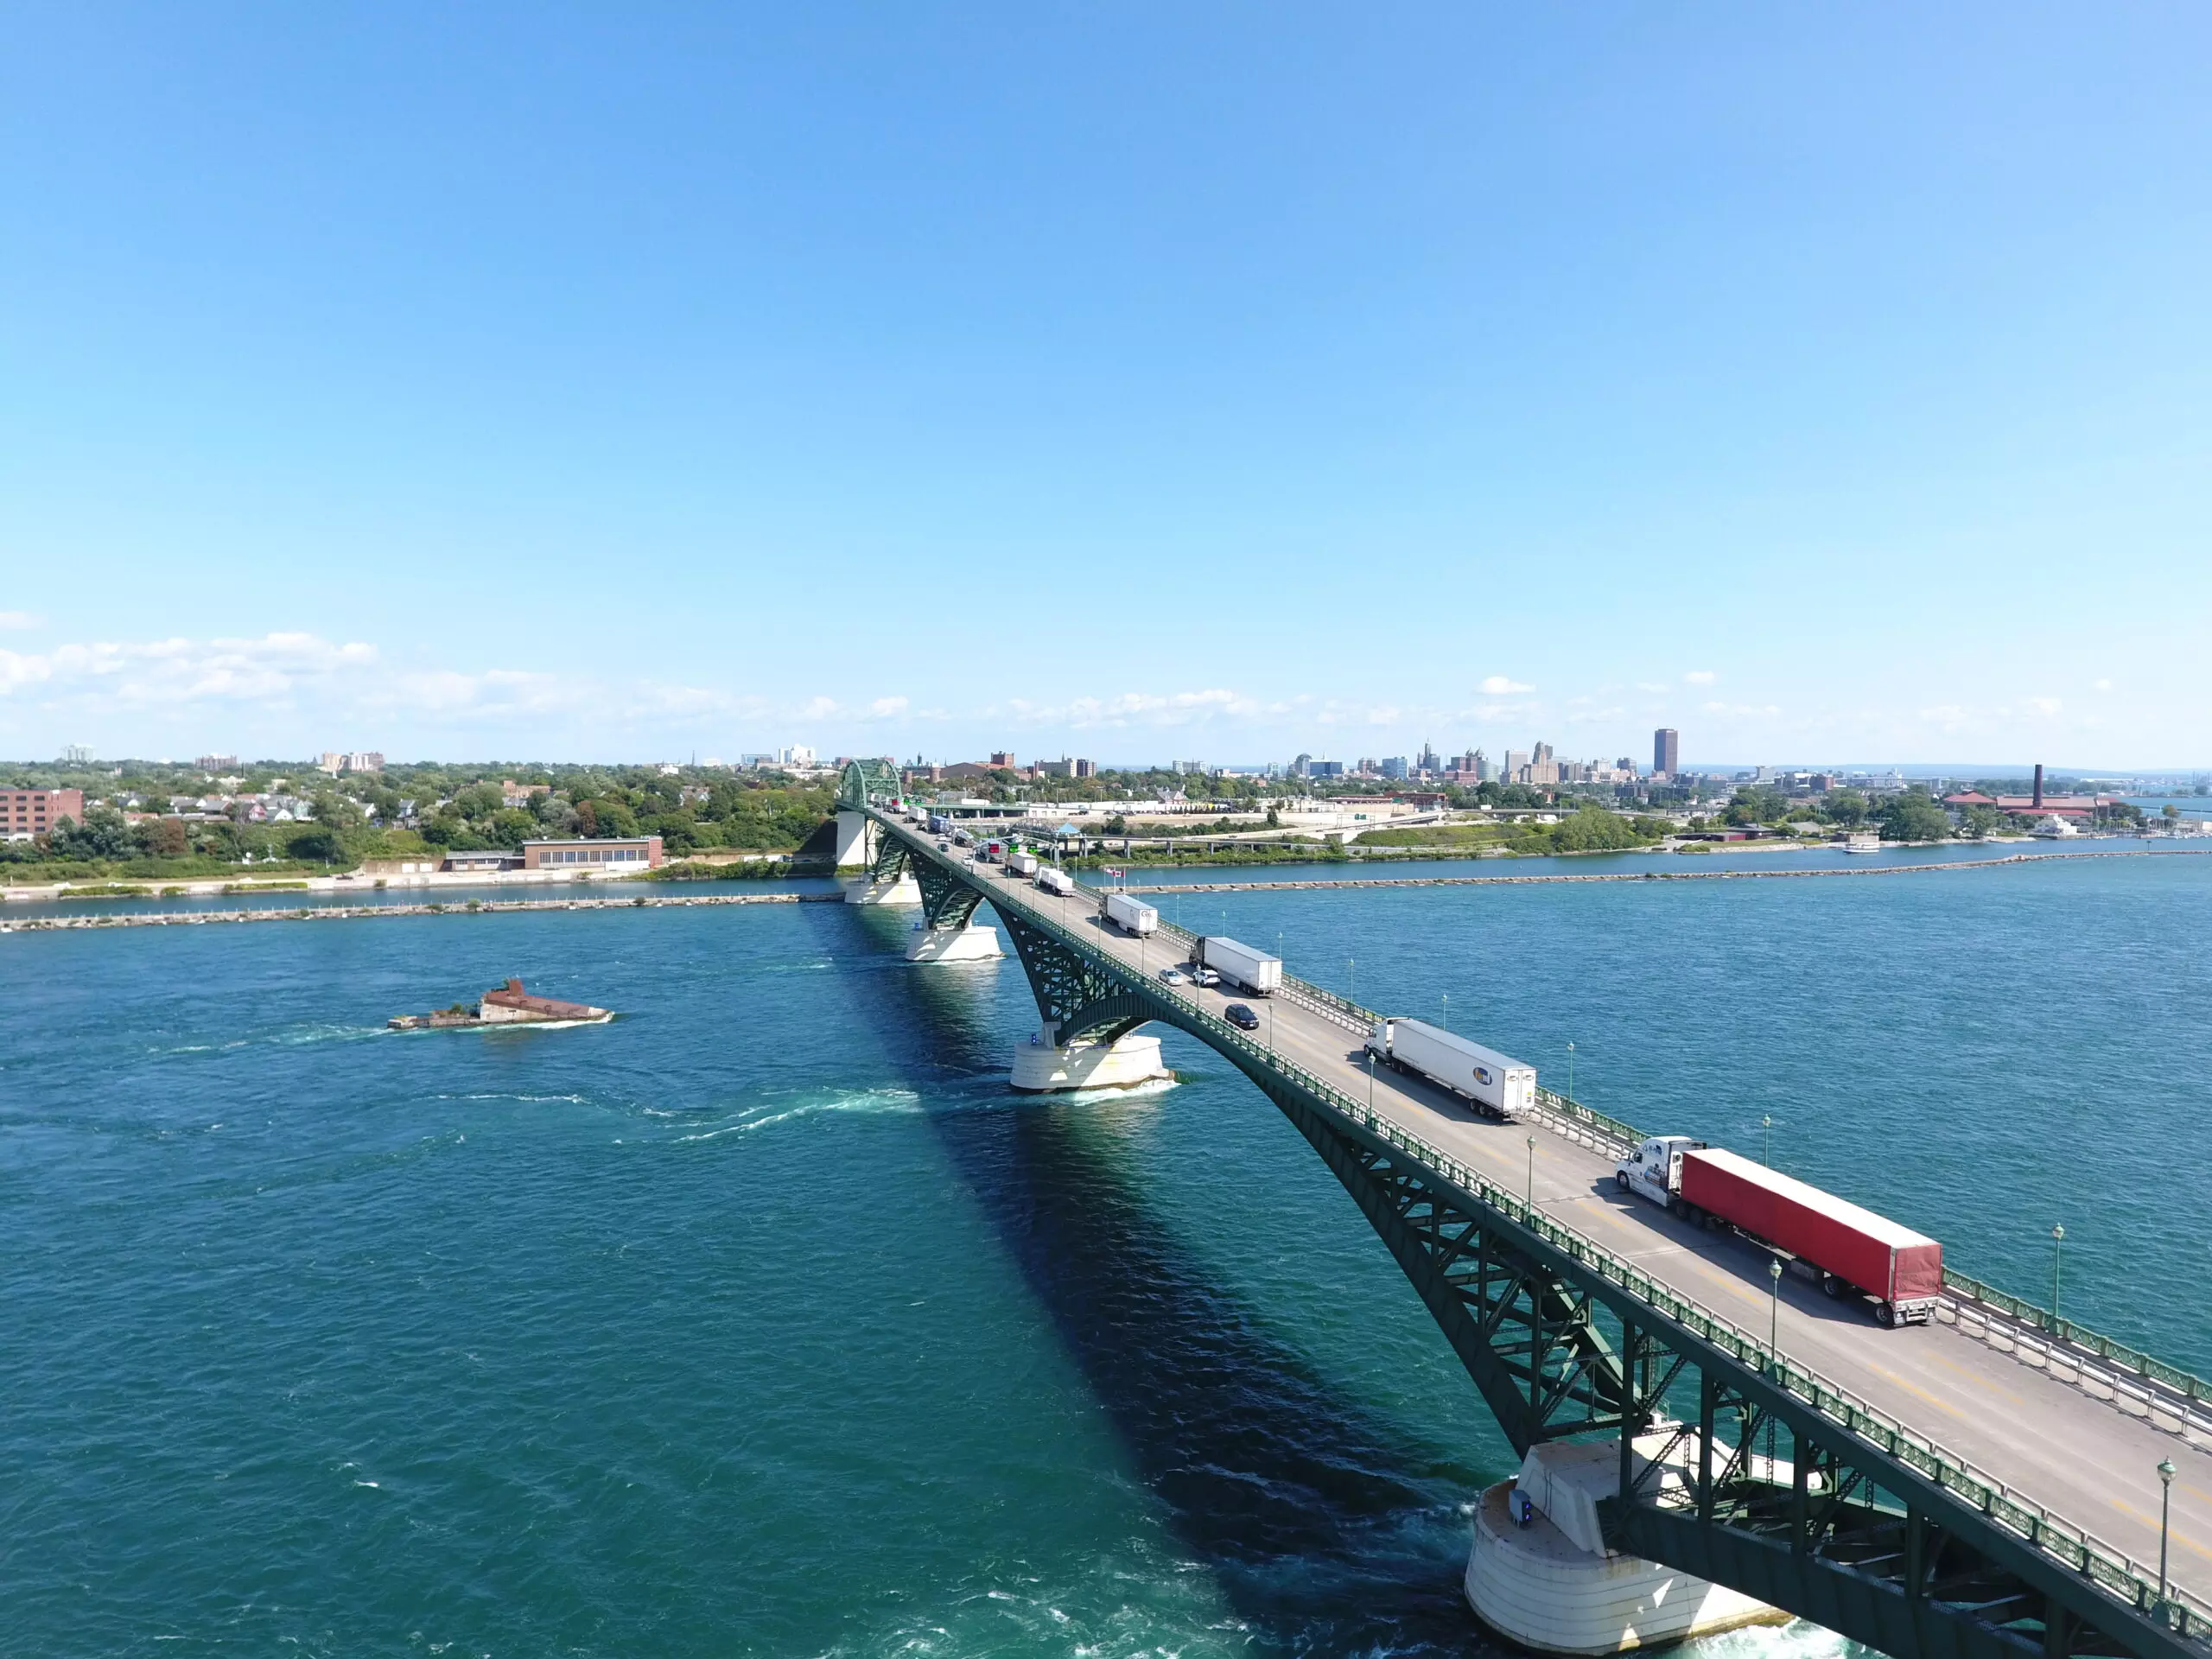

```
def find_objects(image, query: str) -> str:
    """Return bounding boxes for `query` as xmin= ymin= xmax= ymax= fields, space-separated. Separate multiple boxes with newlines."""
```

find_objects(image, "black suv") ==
xmin=1224 ymin=1004 xmax=1261 ymax=1031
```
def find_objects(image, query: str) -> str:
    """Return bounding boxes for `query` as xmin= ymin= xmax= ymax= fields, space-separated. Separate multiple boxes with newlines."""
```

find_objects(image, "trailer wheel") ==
xmin=1821 ymin=1273 xmax=1843 ymax=1299
xmin=1876 ymin=1301 xmax=1897 ymax=1329
xmin=1615 ymin=1172 xmax=1630 ymax=1192
xmin=1668 ymin=1198 xmax=1687 ymax=1221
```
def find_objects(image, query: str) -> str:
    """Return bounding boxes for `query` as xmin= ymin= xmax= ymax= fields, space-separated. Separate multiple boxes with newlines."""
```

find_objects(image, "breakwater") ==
xmin=1120 ymin=847 xmax=2212 ymax=893
xmin=0 ymin=890 xmax=844 ymax=931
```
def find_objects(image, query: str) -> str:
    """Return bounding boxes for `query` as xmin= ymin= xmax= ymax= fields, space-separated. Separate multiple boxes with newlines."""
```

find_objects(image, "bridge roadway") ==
xmin=933 ymin=843 xmax=2212 ymax=1608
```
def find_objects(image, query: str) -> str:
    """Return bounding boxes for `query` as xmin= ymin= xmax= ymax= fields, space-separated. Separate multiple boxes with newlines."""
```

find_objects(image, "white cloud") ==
xmin=0 ymin=632 xmax=380 ymax=706
xmin=865 ymin=696 xmax=910 ymax=720
xmin=1478 ymin=675 xmax=1533 ymax=696
xmin=2024 ymin=696 xmax=2062 ymax=716
xmin=2092 ymin=678 xmax=2113 ymax=693
xmin=1683 ymin=671 xmax=1718 ymax=686
xmin=0 ymin=611 xmax=43 ymax=630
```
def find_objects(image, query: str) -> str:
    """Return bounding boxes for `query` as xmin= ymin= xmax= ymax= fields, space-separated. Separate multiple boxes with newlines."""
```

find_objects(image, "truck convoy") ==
xmin=1617 ymin=1137 xmax=1943 ymax=1327
xmin=1365 ymin=1019 xmax=1535 ymax=1121
xmin=1036 ymin=867 xmax=1076 ymax=897
xmin=1005 ymin=849 xmax=1039 ymax=878
xmin=1104 ymin=893 xmax=1159 ymax=937
xmin=1194 ymin=936 xmax=1282 ymax=996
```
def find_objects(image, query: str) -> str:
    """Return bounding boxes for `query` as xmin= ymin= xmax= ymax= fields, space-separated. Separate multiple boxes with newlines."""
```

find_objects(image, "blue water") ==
xmin=3 ymin=854 xmax=2209 ymax=1655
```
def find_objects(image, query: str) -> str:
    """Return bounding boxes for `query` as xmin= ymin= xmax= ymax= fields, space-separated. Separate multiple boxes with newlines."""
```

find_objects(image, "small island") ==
xmin=389 ymin=977 xmax=613 ymax=1030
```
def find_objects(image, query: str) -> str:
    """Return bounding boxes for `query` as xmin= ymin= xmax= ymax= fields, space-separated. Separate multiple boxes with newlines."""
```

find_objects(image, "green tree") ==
xmin=1821 ymin=789 xmax=1870 ymax=828
xmin=1960 ymin=804 xmax=2000 ymax=839
xmin=1878 ymin=790 xmax=1952 ymax=842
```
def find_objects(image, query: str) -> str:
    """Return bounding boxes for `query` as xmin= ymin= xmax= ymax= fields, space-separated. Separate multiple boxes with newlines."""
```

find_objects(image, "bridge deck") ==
xmin=906 ymin=830 xmax=2211 ymax=1607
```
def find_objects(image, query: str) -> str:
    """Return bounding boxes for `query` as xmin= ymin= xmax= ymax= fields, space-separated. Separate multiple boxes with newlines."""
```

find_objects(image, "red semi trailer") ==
xmin=1618 ymin=1137 xmax=1942 ymax=1327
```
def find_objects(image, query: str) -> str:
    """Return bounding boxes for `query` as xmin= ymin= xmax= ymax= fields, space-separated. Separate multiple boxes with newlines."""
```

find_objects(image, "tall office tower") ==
xmin=1654 ymin=728 xmax=1680 ymax=777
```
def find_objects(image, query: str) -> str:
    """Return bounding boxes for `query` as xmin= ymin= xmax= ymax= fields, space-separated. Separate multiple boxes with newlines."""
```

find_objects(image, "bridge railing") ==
xmin=880 ymin=813 xmax=2212 ymax=1637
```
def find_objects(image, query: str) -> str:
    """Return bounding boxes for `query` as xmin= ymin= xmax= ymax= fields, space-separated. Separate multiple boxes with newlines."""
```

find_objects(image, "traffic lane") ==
xmin=970 ymin=865 xmax=2212 ymax=1592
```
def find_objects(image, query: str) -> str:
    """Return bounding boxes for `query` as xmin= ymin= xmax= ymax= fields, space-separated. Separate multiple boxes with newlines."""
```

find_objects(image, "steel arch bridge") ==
xmin=838 ymin=765 xmax=2208 ymax=1659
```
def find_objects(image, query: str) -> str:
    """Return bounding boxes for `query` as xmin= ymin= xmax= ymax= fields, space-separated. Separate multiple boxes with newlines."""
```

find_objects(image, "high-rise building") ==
xmin=1291 ymin=753 xmax=1313 ymax=778
xmin=1474 ymin=749 xmax=1494 ymax=783
xmin=1503 ymin=749 xmax=1529 ymax=782
xmin=196 ymin=753 xmax=239 ymax=773
xmin=1653 ymin=728 xmax=1680 ymax=777
xmin=1417 ymin=741 xmax=1440 ymax=773
xmin=1379 ymin=756 xmax=1409 ymax=780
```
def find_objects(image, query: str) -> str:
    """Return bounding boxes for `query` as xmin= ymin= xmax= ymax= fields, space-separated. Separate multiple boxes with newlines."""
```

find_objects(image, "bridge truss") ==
xmin=838 ymin=768 xmax=2202 ymax=1659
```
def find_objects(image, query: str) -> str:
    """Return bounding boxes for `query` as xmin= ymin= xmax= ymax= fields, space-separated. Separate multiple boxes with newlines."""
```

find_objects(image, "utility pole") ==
xmin=1769 ymin=1258 xmax=1783 ymax=1372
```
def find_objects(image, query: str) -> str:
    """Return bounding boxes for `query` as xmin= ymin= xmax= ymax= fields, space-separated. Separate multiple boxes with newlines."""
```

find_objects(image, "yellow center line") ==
xmin=2108 ymin=1497 xmax=2212 ymax=1568
xmin=1929 ymin=1350 xmax=2028 ymax=1408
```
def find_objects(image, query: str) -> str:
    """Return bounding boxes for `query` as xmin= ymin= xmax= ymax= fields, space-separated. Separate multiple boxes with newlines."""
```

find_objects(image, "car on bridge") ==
xmin=1225 ymin=1004 xmax=1261 ymax=1031
xmin=1156 ymin=967 xmax=1187 ymax=986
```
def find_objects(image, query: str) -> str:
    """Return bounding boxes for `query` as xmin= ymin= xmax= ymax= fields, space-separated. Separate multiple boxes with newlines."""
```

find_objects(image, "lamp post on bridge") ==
xmin=2160 ymin=1458 xmax=2177 ymax=1610
xmin=1762 ymin=1115 xmax=1775 ymax=1166
xmin=1567 ymin=1041 xmax=1575 ymax=1104
xmin=1441 ymin=992 xmax=1449 ymax=1032
xmin=1526 ymin=1135 xmax=1536 ymax=1209
xmin=1770 ymin=1257 xmax=1783 ymax=1373
xmin=1367 ymin=1048 xmax=1376 ymax=1113
xmin=2051 ymin=1224 xmax=2065 ymax=1325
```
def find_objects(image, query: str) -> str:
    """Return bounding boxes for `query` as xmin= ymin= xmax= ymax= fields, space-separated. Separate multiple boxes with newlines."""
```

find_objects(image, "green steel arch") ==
xmin=836 ymin=758 xmax=902 ymax=812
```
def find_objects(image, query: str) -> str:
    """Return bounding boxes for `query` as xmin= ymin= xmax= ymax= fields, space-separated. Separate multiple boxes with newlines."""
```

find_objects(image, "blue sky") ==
xmin=2 ymin=5 xmax=2207 ymax=768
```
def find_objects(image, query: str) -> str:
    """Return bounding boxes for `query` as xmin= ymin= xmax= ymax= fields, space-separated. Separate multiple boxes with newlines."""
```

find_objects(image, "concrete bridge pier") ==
xmin=905 ymin=922 xmax=1002 ymax=962
xmin=1009 ymin=1023 xmax=1173 ymax=1094
xmin=833 ymin=810 xmax=874 ymax=869
xmin=843 ymin=872 xmax=921 ymax=906
xmin=1465 ymin=1435 xmax=1785 ymax=1656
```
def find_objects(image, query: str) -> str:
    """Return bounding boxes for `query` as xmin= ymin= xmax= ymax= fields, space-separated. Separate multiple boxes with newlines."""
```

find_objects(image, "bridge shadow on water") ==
xmin=810 ymin=902 xmax=1509 ymax=1655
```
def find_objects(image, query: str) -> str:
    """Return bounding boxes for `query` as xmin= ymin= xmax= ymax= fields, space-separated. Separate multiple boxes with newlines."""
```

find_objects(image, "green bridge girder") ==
xmin=836 ymin=769 xmax=2202 ymax=1659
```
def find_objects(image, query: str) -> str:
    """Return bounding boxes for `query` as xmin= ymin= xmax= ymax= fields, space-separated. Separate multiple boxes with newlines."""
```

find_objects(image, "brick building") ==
xmin=521 ymin=836 xmax=664 ymax=870
xmin=2 ymin=788 xmax=85 ymax=841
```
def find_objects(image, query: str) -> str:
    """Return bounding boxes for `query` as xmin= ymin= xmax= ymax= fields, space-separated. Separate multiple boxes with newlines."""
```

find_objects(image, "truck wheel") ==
xmin=1821 ymin=1273 xmax=1843 ymax=1299
xmin=1876 ymin=1302 xmax=1896 ymax=1329
xmin=1667 ymin=1198 xmax=1686 ymax=1220
xmin=1615 ymin=1172 xmax=1630 ymax=1192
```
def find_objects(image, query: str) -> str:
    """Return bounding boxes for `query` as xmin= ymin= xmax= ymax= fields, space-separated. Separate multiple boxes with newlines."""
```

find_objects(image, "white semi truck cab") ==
xmin=1616 ymin=1135 xmax=1707 ymax=1207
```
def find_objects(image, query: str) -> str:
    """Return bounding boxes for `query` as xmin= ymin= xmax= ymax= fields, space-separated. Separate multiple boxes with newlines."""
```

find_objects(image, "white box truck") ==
xmin=1366 ymin=1018 xmax=1535 ymax=1120
xmin=1104 ymin=893 xmax=1159 ymax=936
xmin=1006 ymin=849 xmax=1039 ymax=878
xmin=1036 ymin=867 xmax=1076 ymax=897
xmin=1196 ymin=936 xmax=1281 ymax=996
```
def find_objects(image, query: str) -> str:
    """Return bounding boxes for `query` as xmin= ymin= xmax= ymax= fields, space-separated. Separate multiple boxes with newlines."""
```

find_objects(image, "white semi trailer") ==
xmin=1195 ymin=936 xmax=1282 ymax=995
xmin=1104 ymin=892 xmax=1159 ymax=936
xmin=1005 ymin=850 xmax=1039 ymax=877
xmin=1036 ymin=867 xmax=1076 ymax=897
xmin=1366 ymin=1018 xmax=1535 ymax=1121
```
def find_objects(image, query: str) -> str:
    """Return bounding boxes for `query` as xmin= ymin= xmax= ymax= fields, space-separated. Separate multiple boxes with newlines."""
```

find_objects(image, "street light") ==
xmin=1441 ymin=992 xmax=1450 ymax=1032
xmin=1567 ymin=1041 xmax=1576 ymax=1103
xmin=1368 ymin=1048 xmax=1376 ymax=1112
xmin=1762 ymin=1115 xmax=1774 ymax=1166
xmin=1526 ymin=1135 xmax=1537 ymax=1208
xmin=1770 ymin=1257 xmax=1784 ymax=1371
xmin=2051 ymin=1224 xmax=2065 ymax=1325
xmin=2160 ymin=1458 xmax=2177 ymax=1606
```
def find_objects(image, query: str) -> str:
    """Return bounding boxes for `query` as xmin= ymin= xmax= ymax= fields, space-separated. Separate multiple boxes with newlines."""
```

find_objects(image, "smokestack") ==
xmin=2032 ymin=764 xmax=2044 ymax=810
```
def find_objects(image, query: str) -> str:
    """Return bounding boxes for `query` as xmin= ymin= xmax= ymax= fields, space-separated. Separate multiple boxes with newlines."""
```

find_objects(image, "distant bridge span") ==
xmin=837 ymin=763 xmax=2210 ymax=1659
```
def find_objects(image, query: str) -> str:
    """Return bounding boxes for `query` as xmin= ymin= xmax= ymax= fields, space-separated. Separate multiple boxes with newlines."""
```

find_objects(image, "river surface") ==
xmin=3 ymin=850 xmax=2209 ymax=1656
